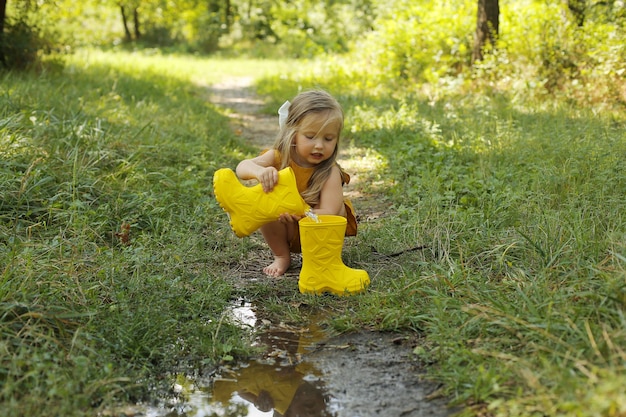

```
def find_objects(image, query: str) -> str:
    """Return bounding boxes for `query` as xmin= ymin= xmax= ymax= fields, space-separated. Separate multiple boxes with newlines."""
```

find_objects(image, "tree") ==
xmin=472 ymin=0 xmax=499 ymax=63
xmin=120 ymin=3 xmax=132 ymax=40
xmin=119 ymin=1 xmax=140 ymax=41
xmin=0 ymin=0 xmax=7 ymax=66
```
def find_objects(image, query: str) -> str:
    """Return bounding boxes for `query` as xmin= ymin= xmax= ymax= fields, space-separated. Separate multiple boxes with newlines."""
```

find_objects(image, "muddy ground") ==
xmin=307 ymin=331 xmax=455 ymax=417
xmin=201 ymin=78 xmax=457 ymax=417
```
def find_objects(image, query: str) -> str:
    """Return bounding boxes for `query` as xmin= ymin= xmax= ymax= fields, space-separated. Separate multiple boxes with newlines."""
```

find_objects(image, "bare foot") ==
xmin=263 ymin=256 xmax=291 ymax=277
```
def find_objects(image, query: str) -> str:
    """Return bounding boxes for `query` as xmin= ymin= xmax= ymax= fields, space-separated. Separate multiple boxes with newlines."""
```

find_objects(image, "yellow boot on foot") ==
xmin=298 ymin=215 xmax=370 ymax=296
xmin=213 ymin=167 xmax=309 ymax=237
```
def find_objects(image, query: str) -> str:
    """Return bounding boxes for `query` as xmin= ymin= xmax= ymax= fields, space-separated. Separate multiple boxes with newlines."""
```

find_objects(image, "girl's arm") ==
xmin=236 ymin=151 xmax=279 ymax=192
xmin=314 ymin=165 xmax=347 ymax=217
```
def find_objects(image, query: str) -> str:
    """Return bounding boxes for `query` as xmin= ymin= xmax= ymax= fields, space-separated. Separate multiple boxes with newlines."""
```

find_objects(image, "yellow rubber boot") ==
xmin=213 ymin=167 xmax=309 ymax=237
xmin=298 ymin=215 xmax=370 ymax=296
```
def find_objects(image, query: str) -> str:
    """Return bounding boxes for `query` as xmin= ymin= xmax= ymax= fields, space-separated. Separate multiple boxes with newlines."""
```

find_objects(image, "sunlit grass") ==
xmin=66 ymin=48 xmax=297 ymax=85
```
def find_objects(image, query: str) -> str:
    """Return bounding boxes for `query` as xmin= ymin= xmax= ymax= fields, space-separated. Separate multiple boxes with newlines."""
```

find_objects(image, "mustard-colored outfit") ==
xmin=265 ymin=150 xmax=357 ymax=252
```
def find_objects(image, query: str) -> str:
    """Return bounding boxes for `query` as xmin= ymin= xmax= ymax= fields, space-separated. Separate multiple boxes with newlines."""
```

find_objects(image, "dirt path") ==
xmin=208 ymin=76 xmax=276 ymax=150
xmin=206 ymin=78 xmax=456 ymax=417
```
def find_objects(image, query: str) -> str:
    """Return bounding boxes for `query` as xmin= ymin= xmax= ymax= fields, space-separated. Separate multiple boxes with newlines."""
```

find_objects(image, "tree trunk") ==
xmin=0 ymin=0 xmax=7 ymax=67
xmin=567 ymin=0 xmax=586 ymax=26
xmin=225 ymin=0 xmax=232 ymax=31
xmin=133 ymin=7 xmax=140 ymax=39
xmin=120 ymin=5 xmax=132 ymax=41
xmin=472 ymin=0 xmax=499 ymax=63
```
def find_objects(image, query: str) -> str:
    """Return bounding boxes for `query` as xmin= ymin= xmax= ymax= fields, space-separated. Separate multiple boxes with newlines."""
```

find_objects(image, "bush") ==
xmin=1 ymin=20 xmax=49 ymax=70
xmin=350 ymin=0 xmax=476 ymax=86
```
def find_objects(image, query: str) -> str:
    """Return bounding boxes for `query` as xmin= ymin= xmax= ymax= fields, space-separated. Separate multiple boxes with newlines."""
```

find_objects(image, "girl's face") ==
xmin=292 ymin=111 xmax=340 ymax=168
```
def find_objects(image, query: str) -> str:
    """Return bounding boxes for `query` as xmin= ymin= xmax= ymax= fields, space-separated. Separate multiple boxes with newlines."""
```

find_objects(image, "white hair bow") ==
xmin=278 ymin=100 xmax=290 ymax=129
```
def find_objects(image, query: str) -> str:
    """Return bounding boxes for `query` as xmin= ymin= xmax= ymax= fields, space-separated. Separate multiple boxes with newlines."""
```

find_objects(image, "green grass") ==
xmin=2 ymin=49 xmax=626 ymax=416
xmin=0 ymin=50 xmax=294 ymax=416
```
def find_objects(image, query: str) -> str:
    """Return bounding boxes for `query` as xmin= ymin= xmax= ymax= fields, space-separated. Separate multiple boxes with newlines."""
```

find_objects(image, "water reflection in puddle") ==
xmin=145 ymin=299 xmax=338 ymax=417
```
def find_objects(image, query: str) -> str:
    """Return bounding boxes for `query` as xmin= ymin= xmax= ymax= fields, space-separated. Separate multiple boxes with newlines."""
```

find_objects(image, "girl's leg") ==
xmin=260 ymin=220 xmax=296 ymax=277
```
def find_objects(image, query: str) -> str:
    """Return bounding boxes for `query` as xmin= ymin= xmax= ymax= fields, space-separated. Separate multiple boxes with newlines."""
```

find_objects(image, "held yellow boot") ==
xmin=298 ymin=215 xmax=370 ymax=296
xmin=213 ymin=167 xmax=309 ymax=237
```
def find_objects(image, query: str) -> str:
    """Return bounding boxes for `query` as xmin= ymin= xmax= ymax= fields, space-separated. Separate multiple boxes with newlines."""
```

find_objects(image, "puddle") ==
xmin=142 ymin=300 xmax=337 ymax=417
xmin=140 ymin=300 xmax=456 ymax=417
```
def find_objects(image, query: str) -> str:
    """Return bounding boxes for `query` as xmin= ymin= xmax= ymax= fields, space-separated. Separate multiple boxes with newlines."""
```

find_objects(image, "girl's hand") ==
xmin=256 ymin=166 xmax=278 ymax=192
xmin=278 ymin=213 xmax=303 ymax=224
xmin=235 ymin=151 xmax=279 ymax=191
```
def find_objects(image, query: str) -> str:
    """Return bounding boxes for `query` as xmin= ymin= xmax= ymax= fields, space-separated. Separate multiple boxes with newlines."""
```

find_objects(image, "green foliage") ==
xmin=354 ymin=0 xmax=476 ymax=84
xmin=3 ymin=0 xmax=379 ymax=57
xmin=3 ymin=0 xmax=625 ymax=114
xmin=255 ymin=0 xmax=626 ymax=112
xmin=261 ymin=0 xmax=375 ymax=56
xmin=467 ymin=0 xmax=626 ymax=112
xmin=0 ymin=1 xmax=60 ymax=70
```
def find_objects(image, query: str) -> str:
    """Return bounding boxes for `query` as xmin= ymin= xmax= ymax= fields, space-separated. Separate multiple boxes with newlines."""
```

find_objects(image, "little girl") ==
xmin=235 ymin=90 xmax=357 ymax=277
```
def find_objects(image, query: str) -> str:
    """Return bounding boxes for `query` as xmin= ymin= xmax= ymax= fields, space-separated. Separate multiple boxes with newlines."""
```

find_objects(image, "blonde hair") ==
xmin=273 ymin=90 xmax=344 ymax=206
